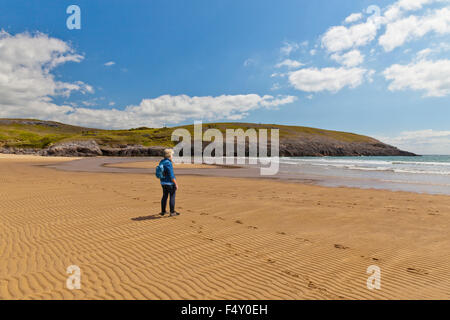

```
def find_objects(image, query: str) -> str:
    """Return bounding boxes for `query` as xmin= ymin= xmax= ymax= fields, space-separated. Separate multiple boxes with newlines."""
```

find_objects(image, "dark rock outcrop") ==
xmin=100 ymin=145 xmax=165 ymax=157
xmin=0 ymin=140 xmax=166 ymax=157
xmin=182 ymin=138 xmax=416 ymax=157
xmin=0 ymin=138 xmax=415 ymax=157
xmin=0 ymin=147 xmax=42 ymax=155
xmin=278 ymin=138 xmax=416 ymax=157
xmin=40 ymin=140 xmax=103 ymax=157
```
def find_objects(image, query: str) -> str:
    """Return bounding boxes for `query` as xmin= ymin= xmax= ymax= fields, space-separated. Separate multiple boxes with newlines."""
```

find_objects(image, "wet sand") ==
xmin=1 ymin=155 xmax=450 ymax=299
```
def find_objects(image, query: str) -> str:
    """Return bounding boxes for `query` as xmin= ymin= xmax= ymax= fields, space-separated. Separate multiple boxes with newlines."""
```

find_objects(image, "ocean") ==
xmin=278 ymin=155 xmax=450 ymax=195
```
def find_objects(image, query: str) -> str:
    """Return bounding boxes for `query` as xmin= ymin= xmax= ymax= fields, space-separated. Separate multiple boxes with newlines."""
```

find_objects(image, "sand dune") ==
xmin=0 ymin=155 xmax=449 ymax=299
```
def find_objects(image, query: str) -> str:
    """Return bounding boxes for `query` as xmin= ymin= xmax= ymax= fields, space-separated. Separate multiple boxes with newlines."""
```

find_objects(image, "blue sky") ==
xmin=0 ymin=0 xmax=449 ymax=153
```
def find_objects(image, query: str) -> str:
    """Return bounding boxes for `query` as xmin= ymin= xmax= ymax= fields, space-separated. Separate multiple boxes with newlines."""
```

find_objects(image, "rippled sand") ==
xmin=1 ymin=155 xmax=450 ymax=299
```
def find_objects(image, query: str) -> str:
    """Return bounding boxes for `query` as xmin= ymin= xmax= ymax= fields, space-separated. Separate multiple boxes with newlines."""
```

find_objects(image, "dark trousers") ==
xmin=161 ymin=184 xmax=176 ymax=213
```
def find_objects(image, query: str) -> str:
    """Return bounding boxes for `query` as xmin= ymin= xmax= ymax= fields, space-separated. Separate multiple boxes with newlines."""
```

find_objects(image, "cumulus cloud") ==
xmin=280 ymin=41 xmax=300 ymax=56
xmin=104 ymin=61 xmax=115 ymax=66
xmin=384 ymin=0 xmax=441 ymax=21
xmin=345 ymin=13 xmax=363 ymax=24
xmin=331 ymin=50 xmax=365 ymax=67
xmin=383 ymin=58 xmax=450 ymax=96
xmin=321 ymin=14 xmax=382 ymax=52
xmin=321 ymin=0 xmax=449 ymax=53
xmin=376 ymin=129 xmax=450 ymax=154
xmin=57 ymin=94 xmax=297 ymax=129
xmin=0 ymin=31 xmax=297 ymax=129
xmin=310 ymin=0 xmax=450 ymax=94
xmin=379 ymin=7 xmax=450 ymax=51
xmin=288 ymin=67 xmax=369 ymax=93
xmin=0 ymin=30 xmax=92 ymax=120
xmin=275 ymin=59 xmax=304 ymax=69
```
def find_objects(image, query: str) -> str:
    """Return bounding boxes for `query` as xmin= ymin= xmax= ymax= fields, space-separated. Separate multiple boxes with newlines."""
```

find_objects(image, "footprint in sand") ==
xmin=361 ymin=255 xmax=381 ymax=262
xmin=235 ymin=220 xmax=243 ymax=224
xmin=371 ymin=257 xmax=380 ymax=262
xmin=334 ymin=244 xmax=349 ymax=250
xmin=277 ymin=231 xmax=287 ymax=235
xmin=406 ymin=267 xmax=429 ymax=275
xmin=282 ymin=270 xmax=300 ymax=278
xmin=247 ymin=226 xmax=258 ymax=230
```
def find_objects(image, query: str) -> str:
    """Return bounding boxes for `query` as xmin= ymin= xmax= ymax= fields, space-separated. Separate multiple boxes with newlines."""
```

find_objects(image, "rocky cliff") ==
xmin=0 ymin=139 xmax=414 ymax=157
xmin=0 ymin=119 xmax=416 ymax=157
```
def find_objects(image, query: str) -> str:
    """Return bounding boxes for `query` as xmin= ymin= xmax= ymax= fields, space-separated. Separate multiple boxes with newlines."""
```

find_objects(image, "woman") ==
xmin=159 ymin=149 xmax=179 ymax=216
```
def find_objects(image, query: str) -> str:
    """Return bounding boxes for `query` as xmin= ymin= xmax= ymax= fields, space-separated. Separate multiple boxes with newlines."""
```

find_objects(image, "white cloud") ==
xmin=59 ymin=94 xmax=297 ymax=129
xmin=321 ymin=18 xmax=381 ymax=52
xmin=81 ymin=100 xmax=98 ymax=107
xmin=104 ymin=61 xmax=115 ymax=66
xmin=379 ymin=7 xmax=450 ymax=52
xmin=376 ymin=129 xmax=450 ymax=154
xmin=0 ymin=31 xmax=92 ymax=121
xmin=280 ymin=41 xmax=300 ymax=56
xmin=331 ymin=50 xmax=365 ymax=67
xmin=288 ymin=67 xmax=369 ymax=93
xmin=0 ymin=31 xmax=297 ymax=129
xmin=383 ymin=58 xmax=450 ymax=96
xmin=321 ymin=0 xmax=449 ymax=53
xmin=416 ymin=48 xmax=433 ymax=59
xmin=275 ymin=59 xmax=304 ymax=69
xmin=345 ymin=13 xmax=363 ymax=24
xmin=384 ymin=0 xmax=441 ymax=21
xmin=270 ymin=83 xmax=281 ymax=91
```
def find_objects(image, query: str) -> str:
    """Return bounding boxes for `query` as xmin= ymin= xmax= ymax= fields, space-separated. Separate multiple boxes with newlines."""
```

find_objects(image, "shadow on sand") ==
xmin=131 ymin=214 xmax=164 ymax=221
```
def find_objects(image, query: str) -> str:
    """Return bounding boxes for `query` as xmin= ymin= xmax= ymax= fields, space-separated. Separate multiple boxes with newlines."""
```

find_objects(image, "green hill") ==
xmin=0 ymin=119 xmax=374 ymax=148
xmin=0 ymin=118 xmax=415 ymax=157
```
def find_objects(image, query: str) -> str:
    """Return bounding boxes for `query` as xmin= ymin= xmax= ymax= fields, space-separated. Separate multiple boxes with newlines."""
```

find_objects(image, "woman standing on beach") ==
xmin=159 ymin=149 xmax=179 ymax=217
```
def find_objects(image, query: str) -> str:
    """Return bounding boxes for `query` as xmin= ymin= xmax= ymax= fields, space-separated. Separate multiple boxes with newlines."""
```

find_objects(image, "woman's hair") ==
xmin=164 ymin=148 xmax=174 ymax=159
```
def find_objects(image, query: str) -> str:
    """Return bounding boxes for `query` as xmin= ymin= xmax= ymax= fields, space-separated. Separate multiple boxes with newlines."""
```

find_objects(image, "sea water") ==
xmin=278 ymin=155 xmax=450 ymax=195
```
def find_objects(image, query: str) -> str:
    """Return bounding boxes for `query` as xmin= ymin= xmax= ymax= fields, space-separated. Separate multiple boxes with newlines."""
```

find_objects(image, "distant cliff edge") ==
xmin=0 ymin=119 xmax=416 ymax=157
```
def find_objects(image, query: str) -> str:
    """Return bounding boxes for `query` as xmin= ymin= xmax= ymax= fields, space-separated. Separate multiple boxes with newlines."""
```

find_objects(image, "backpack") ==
xmin=155 ymin=162 xmax=166 ymax=179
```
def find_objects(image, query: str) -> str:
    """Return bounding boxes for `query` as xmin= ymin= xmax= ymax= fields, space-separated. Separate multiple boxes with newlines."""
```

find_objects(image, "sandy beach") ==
xmin=1 ymin=154 xmax=449 ymax=299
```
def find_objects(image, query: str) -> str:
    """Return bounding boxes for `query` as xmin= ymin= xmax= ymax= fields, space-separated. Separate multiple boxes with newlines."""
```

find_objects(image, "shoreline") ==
xmin=40 ymin=155 xmax=450 ymax=196
xmin=2 ymin=153 xmax=450 ymax=197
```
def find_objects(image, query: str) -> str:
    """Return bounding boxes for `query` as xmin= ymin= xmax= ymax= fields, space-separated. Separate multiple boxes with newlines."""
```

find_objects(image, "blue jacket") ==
xmin=159 ymin=158 xmax=175 ymax=185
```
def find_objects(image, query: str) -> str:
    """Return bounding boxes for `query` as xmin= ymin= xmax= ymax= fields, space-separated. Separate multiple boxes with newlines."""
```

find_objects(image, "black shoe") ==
xmin=160 ymin=212 xmax=166 ymax=216
xmin=170 ymin=212 xmax=180 ymax=217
